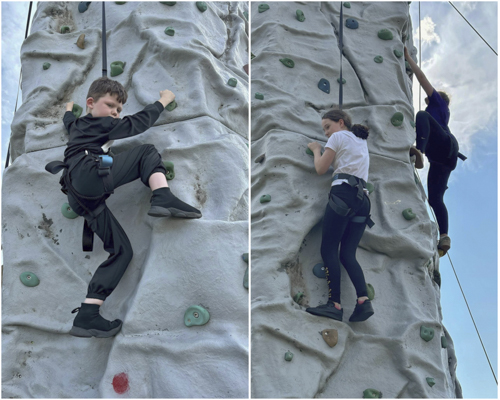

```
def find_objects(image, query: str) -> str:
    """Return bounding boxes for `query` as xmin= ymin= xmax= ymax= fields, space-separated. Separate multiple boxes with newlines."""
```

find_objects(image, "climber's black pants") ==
xmin=427 ymin=163 xmax=452 ymax=234
xmin=321 ymin=183 xmax=370 ymax=304
xmin=67 ymin=144 xmax=166 ymax=300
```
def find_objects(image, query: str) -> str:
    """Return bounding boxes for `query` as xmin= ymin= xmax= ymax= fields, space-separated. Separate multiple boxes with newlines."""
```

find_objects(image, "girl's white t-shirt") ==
xmin=325 ymin=130 xmax=369 ymax=187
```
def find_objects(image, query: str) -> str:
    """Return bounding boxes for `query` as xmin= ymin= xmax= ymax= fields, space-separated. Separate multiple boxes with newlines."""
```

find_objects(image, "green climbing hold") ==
xmin=441 ymin=335 xmax=447 ymax=348
xmin=420 ymin=325 xmax=434 ymax=342
xmin=337 ymin=78 xmax=346 ymax=84
xmin=228 ymin=78 xmax=238 ymax=87
xmin=242 ymin=253 xmax=249 ymax=263
xmin=306 ymin=147 xmax=314 ymax=156
xmin=260 ymin=194 xmax=271 ymax=203
xmin=391 ymin=112 xmax=404 ymax=127
xmin=284 ymin=351 xmax=293 ymax=361
xmin=410 ymin=120 xmax=416 ymax=128
xmin=164 ymin=27 xmax=175 ymax=36
xmin=160 ymin=2 xmax=176 ymax=5
xmin=343 ymin=2 xmax=351 ymax=8
xmin=110 ymin=61 xmax=126 ymax=77
xmin=61 ymin=202 xmax=79 ymax=219
xmin=61 ymin=26 xmax=70 ymax=34
xmin=243 ymin=266 xmax=248 ymax=289
xmin=402 ymin=208 xmax=416 ymax=220
xmin=280 ymin=58 xmax=294 ymax=68
xmin=293 ymin=292 xmax=304 ymax=305
xmin=255 ymin=92 xmax=264 ymax=100
xmin=243 ymin=11 xmax=248 ymax=20
xmin=363 ymin=389 xmax=382 ymax=398
xmin=378 ymin=29 xmax=393 ymax=40
xmin=166 ymin=100 xmax=177 ymax=111
xmin=258 ymin=4 xmax=269 ymax=13
xmin=374 ymin=56 xmax=383 ymax=63
xmin=366 ymin=182 xmax=374 ymax=194
xmin=426 ymin=377 xmax=435 ymax=387
xmin=251 ymin=53 xmax=256 ymax=60
xmin=20 ymin=272 xmax=40 ymax=287
xmin=78 ymin=2 xmax=91 ymax=13
xmin=433 ymin=269 xmax=441 ymax=287
xmin=345 ymin=18 xmax=359 ymax=29
xmin=296 ymin=9 xmax=305 ymax=22
xmin=72 ymin=104 xmax=83 ymax=119
xmin=115 ymin=2 xmax=126 ymax=4
xmin=43 ymin=62 xmax=51 ymax=70
xmin=184 ymin=305 xmax=210 ymax=327
xmin=394 ymin=49 xmax=403 ymax=58
xmin=196 ymin=2 xmax=207 ymax=12
xmin=405 ymin=61 xmax=411 ymax=71
xmin=366 ymin=283 xmax=375 ymax=300
xmin=163 ymin=161 xmax=175 ymax=180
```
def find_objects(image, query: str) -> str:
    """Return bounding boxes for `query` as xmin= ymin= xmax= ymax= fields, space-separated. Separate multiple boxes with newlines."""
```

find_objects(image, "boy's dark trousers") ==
xmin=68 ymin=144 xmax=166 ymax=300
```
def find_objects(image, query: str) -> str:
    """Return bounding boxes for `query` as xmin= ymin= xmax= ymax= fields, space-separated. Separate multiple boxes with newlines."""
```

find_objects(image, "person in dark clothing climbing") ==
xmin=305 ymin=109 xmax=374 ymax=323
xmin=60 ymin=77 xmax=201 ymax=338
xmin=404 ymin=46 xmax=460 ymax=256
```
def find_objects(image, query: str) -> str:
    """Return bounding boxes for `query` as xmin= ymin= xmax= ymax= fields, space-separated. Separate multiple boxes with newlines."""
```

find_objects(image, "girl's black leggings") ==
xmin=321 ymin=183 xmax=370 ymax=304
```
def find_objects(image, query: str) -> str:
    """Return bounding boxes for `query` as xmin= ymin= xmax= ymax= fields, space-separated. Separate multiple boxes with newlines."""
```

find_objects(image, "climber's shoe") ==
xmin=306 ymin=301 xmax=343 ymax=321
xmin=410 ymin=146 xmax=424 ymax=169
xmin=438 ymin=235 xmax=451 ymax=257
xmin=349 ymin=299 xmax=374 ymax=322
xmin=148 ymin=187 xmax=202 ymax=219
xmin=69 ymin=303 xmax=122 ymax=338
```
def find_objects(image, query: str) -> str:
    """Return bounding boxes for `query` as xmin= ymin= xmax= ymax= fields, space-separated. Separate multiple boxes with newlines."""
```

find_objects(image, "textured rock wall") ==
xmin=250 ymin=2 xmax=461 ymax=398
xmin=2 ymin=2 xmax=248 ymax=398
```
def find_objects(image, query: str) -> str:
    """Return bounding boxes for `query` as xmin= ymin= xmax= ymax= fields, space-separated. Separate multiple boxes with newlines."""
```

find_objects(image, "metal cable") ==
xmin=338 ymin=2 xmax=343 ymax=110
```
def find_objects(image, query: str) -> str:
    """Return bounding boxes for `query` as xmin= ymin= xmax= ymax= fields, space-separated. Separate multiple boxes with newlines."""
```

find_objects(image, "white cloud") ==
xmin=415 ymin=16 xmax=441 ymax=44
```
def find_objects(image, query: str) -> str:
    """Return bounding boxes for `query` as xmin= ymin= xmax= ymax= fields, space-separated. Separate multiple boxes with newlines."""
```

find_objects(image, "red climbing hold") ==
xmin=112 ymin=372 xmax=129 ymax=394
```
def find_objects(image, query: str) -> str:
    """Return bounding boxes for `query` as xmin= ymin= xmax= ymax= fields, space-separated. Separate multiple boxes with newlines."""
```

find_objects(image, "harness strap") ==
xmin=333 ymin=173 xmax=366 ymax=201
xmin=328 ymin=192 xmax=375 ymax=228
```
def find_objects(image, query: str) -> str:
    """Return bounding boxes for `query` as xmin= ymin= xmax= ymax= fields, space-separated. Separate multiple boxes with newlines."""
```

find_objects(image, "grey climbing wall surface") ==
xmin=2 ymin=2 xmax=248 ymax=397
xmin=251 ymin=2 xmax=461 ymax=398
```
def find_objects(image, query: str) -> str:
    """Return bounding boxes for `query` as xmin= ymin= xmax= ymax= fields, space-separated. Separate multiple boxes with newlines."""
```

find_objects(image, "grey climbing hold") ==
xmin=343 ymin=2 xmax=351 ymax=8
xmin=255 ymin=93 xmax=264 ymax=100
xmin=321 ymin=329 xmax=338 ymax=347
xmin=243 ymin=266 xmax=248 ymax=289
xmin=374 ymin=56 xmax=383 ymax=63
xmin=163 ymin=161 xmax=175 ymax=180
xmin=258 ymin=4 xmax=269 ymax=13
xmin=426 ymin=377 xmax=435 ymax=387
xmin=72 ymin=104 xmax=83 ymax=119
xmin=228 ymin=78 xmax=238 ymax=87
xmin=378 ymin=29 xmax=393 ymax=40
xmin=306 ymin=147 xmax=314 ymax=156
xmin=196 ymin=2 xmax=207 ymax=12
xmin=78 ymin=2 xmax=91 ymax=13
xmin=366 ymin=182 xmax=374 ymax=194
xmin=366 ymin=283 xmax=375 ymax=300
xmin=391 ymin=112 xmax=404 ymax=127
xmin=280 ymin=58 xmax=294 ymax=68
xmin=61 ymin=26 xmax=70 ymax=34
xmin=284 ymin=351 xmax=293 ymax=361
xmin=318 ymin=78 xmax=330 ymax=94
xmin=164 ymin=27 xmax=175 ymax=36
xmin=184 ymin=305 xmax=210 ymax=327
xmin=394 ymin=49 xmax=403 ymax=58
xmin=43 ymin=62 xmax=51 ymax=70
xmin=165 ymin=100 xmax=177 ymax=111
xmin=110 ymin=61 xmax=126 ymax=77
xmin=337 ymin=78 xmax=346 ymax=85
xmin=441 ymin=335 xmax=448 ymax=348
xmin=420 ymin=325 xmax=434 ymax=342
xmin=345 ymin=18 xmax=358 ymax=29
xmin=402 ymin=208 xmax=416 ymax=220
xmin=296 ymin=10 xmax=305 ymax=22
xmin=260 ymin=194 xmax=271 ymax=203
xmin=76 ymin=33 xmax=85 ymax=49
xmin=363 ymin=389 xmax=382 ymax=398
xmin=312 ymin=263 xmax=326 ymax=279
xmin=293 ymin=292 xmax=304 ymax=305
xmin=61 ymin=202 xmax=79 ymax=219
xmin=242 ymin=253 xmax=249 ymax=263
xmin=20 ymin=272 xmax=40 ymax=287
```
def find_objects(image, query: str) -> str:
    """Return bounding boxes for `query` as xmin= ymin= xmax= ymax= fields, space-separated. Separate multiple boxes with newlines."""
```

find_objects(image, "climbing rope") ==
xmin=418 ymin=2 xmax=421 ymax=111
xmin=338 ymin=3 xmax=344 ymax=110
xmin=102 ymin=2 xmax=107 ymax=77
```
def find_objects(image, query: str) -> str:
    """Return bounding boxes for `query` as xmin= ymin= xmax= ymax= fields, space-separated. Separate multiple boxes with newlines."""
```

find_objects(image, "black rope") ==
xmin=418 ymin=2 xmax=421 ymax=111
xmin=102 ymin=2 xmax=107 ymax=77
xmin=338 ymin=2 xmax=343 ymax=110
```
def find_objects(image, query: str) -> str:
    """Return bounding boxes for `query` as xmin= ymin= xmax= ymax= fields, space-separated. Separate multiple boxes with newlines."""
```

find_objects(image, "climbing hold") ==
xmin=228 ymin=78 xmax=238 ymax=87
xmin=196 ymin=2 xmax=207 ymax=12
xmin=284 ymin=351 xmax=293 ymax=361
xmin=312 ymin=263 xmax=326 ymax=279
xmin=164 ymin=27 xmax=175 ymax=36
xmin=255 ymin=93 xmax=264 ymax=100
xmin=410 ymin=120 xmax=415 ymax=128
xmin=115 ymin=2 xmax=126 ymax=4
xmin=76 ymin=33 xmax=85 ymax=49
xmin=279 ymin=58 xmax=294 ymax=68
xmin=19 ymin=272 xmax=40 ymax=287
xmin=78 ymin=2 xmax=91 ymax=13
xmin=345 ymin=18 xmax=359 ymax=29
xmin=337 ymin=78 xmax=346 ymax=84
xmin=61 ymin=202 xmax=79 ymax=219
xmin=243 ymin=64 xmax=249 ymax=75
xmin=110 ymin=61 xmax=126 ymax=77
xmin=160 ymin=2 xmax=176 ymax=5
xmin=251 ymin=53 xmax=256 ymax=60
xmin=112 ymin=373 xmax=129 ymax=394
xmin=242 ymin=253 xmax=249 ymax=263
xmin=72 ymin=104 xmax=83 ymax=119
xmin=293 ymin=292 xmax=304 ymax=305
xmin=243 ymin=266 xmax=248 ymax=289
xmin=306 ymin=147 xmax=314 ymax=156
xmin=61 ymin=26 xmax=70 ymax=34
xmin=402 ymin=208 xmax=416 ymax=220
xmin=441 ymin=335 xmax=448 ymax=348
xmin=318 ymin=78 xmax=330 ymax=94
xmin=243 ymin=11 xmax=248 ymax=20
xmin=405 ymin=61 xmax=411 ymax=71
xmin=43 ymin=62 xmax=51 ymax=70
xmin=163 ymin=161 xmax=175 ymax=180
xmin=366 ymin=283 xmax=375 ymax=300
xmin=343 ymin=2 xmax=351 ymax=8
xmin=260 ymin=194 xmax=271 ymax=203
xmin=363 ymin=389 xmax=382 ymax=398
xmin=394 ymin=49 xmax=403 ymax=58
xmin=321 ymin=329 xmax=338 ymax=347
xmin=426 ymin=377 xmax=435 ymax=387
xmin=366 ymin=182 xmax=374 ymax=194
xmin=420 ymin=325 xmax=434 ymax=342
xmin=165 ymin=100 xmax=177 ymax=111
xmin=438 ymin=249 xmax=445 ymax=258
xmin=184 ymin=305 xmax=210 ymax=327
xmin=433 ymin=270 xmax=441 ymax=287
xmin=374 ymin=56 xmax=383 ymax=63
xmin=391 ymin=112 xmax=404 ymax=127
xmin=296 ymin=9 xmax=305 ymax=22
xmin=258 ymin=4 xmax=269 ymax=13
xmin=378 ymin=29 xmax=393 ymax=40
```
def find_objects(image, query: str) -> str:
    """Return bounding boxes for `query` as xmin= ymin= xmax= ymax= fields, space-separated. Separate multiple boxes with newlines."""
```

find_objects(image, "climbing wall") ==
xmin=2 ymin=2 xmax=248 ymax=397
xmin=251 ymin=2 xmax=461 ymax=398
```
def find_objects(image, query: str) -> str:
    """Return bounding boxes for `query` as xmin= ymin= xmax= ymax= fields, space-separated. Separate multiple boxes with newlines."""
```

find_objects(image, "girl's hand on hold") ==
xmin=66 ymin=101 xmax=74 ymax=112
xmin=159 ymin=89 xmax=175 ymax=105
xmin=308 ymin=142 xmax=322 ymax=153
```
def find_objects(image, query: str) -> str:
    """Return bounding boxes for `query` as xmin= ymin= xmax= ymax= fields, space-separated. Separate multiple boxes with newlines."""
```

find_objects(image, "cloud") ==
xmin=415 ymin=16 xmax=441 ymax=45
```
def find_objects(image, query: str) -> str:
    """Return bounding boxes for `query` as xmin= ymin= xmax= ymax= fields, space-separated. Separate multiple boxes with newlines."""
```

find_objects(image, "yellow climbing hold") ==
xmin=321 ymin=329 xmax=338 ymax=347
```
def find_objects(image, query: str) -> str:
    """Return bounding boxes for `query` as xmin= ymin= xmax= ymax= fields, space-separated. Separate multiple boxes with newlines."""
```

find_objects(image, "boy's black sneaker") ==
xmin=148 ymin=187 xmax=202 ymax=218
xmin=305 ymin=301 xmax=343 ymax=321
xmin=69 ymin=303 xmax=122 ymax=338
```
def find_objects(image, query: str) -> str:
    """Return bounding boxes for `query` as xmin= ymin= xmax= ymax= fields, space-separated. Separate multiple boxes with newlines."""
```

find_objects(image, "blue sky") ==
xmin=1 ymin=2 xmax=498 ymax=398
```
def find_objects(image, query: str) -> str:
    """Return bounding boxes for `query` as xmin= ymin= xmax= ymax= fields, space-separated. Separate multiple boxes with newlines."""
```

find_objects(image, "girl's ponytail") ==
xmin=351 ymin=124 xmax=369 ymax=140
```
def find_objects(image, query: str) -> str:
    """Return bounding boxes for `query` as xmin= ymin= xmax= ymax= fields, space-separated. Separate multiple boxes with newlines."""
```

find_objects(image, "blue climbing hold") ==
xmin=318 ymin=78 xmax=330 ymax=94
xmin=313 ymin=263 xmax=326 ymax=279
xmin=345 ymin=18 xmax=359 ymax=29
xmin=78 ymin=2 xmax=91 ymax=13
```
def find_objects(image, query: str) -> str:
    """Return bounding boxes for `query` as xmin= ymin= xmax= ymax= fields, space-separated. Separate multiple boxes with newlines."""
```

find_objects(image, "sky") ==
xmin=1 ymin=1 xmax=498 ymax=399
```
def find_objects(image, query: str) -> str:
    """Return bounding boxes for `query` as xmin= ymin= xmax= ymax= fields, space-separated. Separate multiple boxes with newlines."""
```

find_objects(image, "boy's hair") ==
xmin=437 ymin=91 xmax=450 ymax=106
xmin=86 ymin=77 xmax=128 ymax=105
xmin=322 ymin=109 xmax=369 ymax=140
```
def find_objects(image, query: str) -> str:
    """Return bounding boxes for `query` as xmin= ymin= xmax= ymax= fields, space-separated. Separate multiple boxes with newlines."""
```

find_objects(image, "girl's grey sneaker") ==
xmin=69 ymin=303 xmax=122 ymax=338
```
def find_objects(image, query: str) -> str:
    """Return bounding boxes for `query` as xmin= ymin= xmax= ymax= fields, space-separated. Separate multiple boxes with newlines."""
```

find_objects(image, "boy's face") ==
xmin=87 ymin=93 xmax=123 ymax=118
